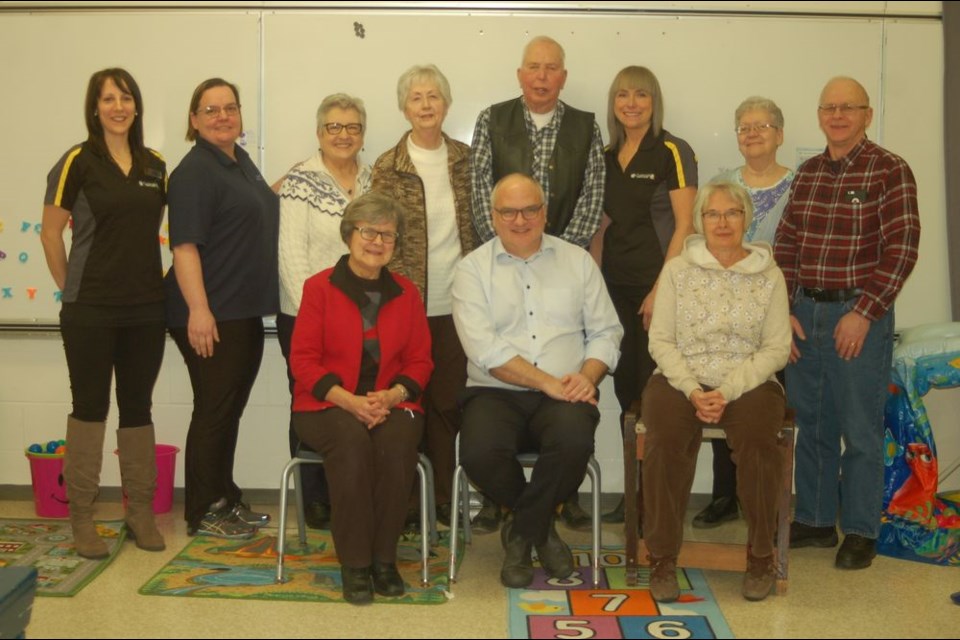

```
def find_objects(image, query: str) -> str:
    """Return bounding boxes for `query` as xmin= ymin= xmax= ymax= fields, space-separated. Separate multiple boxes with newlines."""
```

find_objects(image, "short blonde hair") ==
xmin=691 ymin=180 xmax=754 ymax=235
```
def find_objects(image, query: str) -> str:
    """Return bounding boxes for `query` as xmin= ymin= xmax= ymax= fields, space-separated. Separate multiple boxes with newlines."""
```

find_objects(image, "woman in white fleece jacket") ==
xmin=641 ymin=180 xmax=791 ymax=604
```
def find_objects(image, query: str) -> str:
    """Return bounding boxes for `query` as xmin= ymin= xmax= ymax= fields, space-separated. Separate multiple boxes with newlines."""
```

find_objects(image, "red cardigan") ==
xmin=290 ymin=260 xmax=433 ymax=413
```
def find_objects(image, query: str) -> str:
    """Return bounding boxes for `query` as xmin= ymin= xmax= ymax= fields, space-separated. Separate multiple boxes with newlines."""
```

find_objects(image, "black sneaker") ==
xmin=692 ymin=496 xmax=739 ymax=529
xmin=193 ymin=508 xmax=256 ymax=539
xmin=789 ymin=521 xmax=839 ymax=548
xmin=232 ymin=501 xmax=271 ymax=527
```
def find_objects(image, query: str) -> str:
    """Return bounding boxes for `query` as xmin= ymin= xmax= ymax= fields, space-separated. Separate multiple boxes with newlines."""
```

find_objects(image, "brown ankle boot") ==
xmin=117 ymin=425 xmax=166 ymax=551
xmin=742 ymin=552 xmax=776 ymax=601
xmin=647 ymin=555 xmax=680 ymax=602
xmin=64 ymin=417 xmax=109 ymax=559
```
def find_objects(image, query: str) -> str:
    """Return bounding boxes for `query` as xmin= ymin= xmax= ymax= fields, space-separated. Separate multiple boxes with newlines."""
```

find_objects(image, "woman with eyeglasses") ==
xmin=290 ymin=191 xmax=432 ymax=605
xmin=165 ymin=77 xmax=279 ymax=539
xmin=693 ymin=97 xmax=794 ymax=531
xmin=642 ymin=180 xmax=790 ymax=603
xmin=40 ymin=68 xmax=167 ymax=558
xmin=276 ymin=93 xmax=372 ymax=531
xmin=591 ymin=66 xmax=698 ymax=524
xmin=371 ymin=65 xmax=477 ymax=529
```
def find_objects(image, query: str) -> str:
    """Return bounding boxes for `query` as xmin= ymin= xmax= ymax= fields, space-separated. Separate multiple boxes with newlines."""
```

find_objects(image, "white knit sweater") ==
xmin=277 ymin=151 xmax=372 ymax=315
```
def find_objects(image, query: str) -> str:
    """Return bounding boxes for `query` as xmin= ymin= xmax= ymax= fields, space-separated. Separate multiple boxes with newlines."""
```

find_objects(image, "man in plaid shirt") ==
xmin=470 ymin=35 xmax=605 ymax=250
xmin=469 ymin=35 xmax=606 ymax=533
xmin=774 ymin=77 xmax=920 ymax=570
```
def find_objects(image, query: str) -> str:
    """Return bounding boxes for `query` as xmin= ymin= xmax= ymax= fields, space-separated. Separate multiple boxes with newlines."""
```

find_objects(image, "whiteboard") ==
xmin=0 ymin=8 xmax=947 ymax=327
xmin=0 ymin=11 xmax=261 ymax=325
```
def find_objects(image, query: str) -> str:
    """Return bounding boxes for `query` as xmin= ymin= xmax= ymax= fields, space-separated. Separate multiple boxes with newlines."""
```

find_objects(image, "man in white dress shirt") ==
xmin=452 ymin=173 xmax=622 ymax=588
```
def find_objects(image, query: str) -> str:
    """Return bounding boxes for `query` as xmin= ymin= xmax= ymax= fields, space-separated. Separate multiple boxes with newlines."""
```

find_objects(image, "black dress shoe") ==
xmin=560 ymin=494 xmax=592 ymax=532
xmin=601 ymin=497 xmax=625 ymax=524
xmin=371 ymin=562 xmax=405 ymax=597
xmin=471 ymin=497 xmax=502 ymax=534
xmin=835 ymin=534 xmax=877 ymax=570
xmin=789 ymin=521 xmax=839 ymax=548
xmin=692 ymin=496 xmax=739 ymax=529
xmin=436 ymin=503 xmax=452 ymax=528
xmin=500 ymin=518 xmax=534 ymax=588
xmin=304 ymin=501 xmax=331 ymax=530
xmin=535 ymin=518 xmax=574 ymax=579
xmin=340 ymin=566 xmax=373 ymax=605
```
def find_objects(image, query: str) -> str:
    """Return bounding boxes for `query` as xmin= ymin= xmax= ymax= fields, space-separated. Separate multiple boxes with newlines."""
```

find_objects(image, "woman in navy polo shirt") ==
xmin=165 ymin=78 xmax=279 ymax=539
xmin=41 ymin=68 xmax=167 ymax=558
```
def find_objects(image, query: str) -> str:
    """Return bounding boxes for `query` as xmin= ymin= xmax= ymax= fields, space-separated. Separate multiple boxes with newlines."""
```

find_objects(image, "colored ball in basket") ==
xmin=28 ymin=443 xmax=43 ymax=454
xmin=45 ymin=441 xmax=59 ymax=453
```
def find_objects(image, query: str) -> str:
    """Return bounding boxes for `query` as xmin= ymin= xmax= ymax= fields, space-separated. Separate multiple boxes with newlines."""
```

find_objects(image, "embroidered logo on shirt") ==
xmin=138 ymin=180 xmax=161 ymax=190
xmin=630 ymin=173 xmax=656 ymax=181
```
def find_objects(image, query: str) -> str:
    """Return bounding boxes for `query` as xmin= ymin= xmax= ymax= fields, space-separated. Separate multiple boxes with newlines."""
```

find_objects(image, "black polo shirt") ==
xmin=164 ymin=137 xmax=279 ymax=327
xmin=44 ymin=142 xmax=166 ymax=324
xmin=602 ymin=128 xmax=697 ymax=290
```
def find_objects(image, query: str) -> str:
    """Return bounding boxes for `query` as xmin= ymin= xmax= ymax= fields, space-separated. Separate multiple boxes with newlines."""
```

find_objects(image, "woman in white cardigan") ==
xmin=276 ymin=93 xmax=372 ymax=529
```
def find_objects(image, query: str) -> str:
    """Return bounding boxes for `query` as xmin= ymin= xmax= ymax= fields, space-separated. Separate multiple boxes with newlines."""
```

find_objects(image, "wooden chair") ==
xmin=623 ymin=401 xmax=795 ymax=595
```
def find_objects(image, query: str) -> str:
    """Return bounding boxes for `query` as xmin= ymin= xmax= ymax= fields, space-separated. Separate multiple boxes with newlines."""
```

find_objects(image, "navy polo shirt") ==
xmin=602 ymin=128 xmax=697 ymax=290
xmin=164 ymin=137 xmax=279 ymax=327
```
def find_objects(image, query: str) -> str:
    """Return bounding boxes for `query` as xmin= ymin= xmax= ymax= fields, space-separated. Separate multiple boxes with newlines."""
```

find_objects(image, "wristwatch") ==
xmin=393 ymin=383 xmax=409 ymax=402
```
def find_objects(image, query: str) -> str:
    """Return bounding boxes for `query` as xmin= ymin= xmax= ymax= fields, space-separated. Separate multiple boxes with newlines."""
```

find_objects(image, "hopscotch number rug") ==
xmin=0 ymin=518 xmax=126 ymax=597
xmin=139 ymin=529 xmax=459 ymax=605
xmin=508 ymin=548 xmax=734 ymax=639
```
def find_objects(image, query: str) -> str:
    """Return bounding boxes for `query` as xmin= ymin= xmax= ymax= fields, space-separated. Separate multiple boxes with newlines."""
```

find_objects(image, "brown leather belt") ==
xmin=801 ymin=287 xmax=863 ymax=302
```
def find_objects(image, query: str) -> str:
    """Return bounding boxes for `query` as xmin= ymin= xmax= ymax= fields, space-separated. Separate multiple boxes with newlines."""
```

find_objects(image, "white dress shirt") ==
xmin=452 ymin=234 xmax=623 ymax=390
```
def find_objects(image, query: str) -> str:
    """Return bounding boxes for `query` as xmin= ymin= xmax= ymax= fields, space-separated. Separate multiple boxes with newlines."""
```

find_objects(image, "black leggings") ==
xmin=61 ymin=322 xmax=165 ymax=427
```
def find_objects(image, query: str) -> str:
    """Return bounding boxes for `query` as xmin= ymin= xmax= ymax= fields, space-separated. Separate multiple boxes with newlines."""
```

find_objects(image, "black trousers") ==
xmin=422 ymin=314 xmax=467 ymax=505
xmin=277 ymin=312 xmax=329 ymax=504
xmin=61 ymin=321 xmax=165 ymax=426
xmin=293 ymin=408 xmax=423 ymax=568
xmin=459 ymin=388 xmax=599 ymax=545
xmin=608 ymin=284 xmax=657 ymax=422
xmin=171 ymin=317 xmax=264 ymax=527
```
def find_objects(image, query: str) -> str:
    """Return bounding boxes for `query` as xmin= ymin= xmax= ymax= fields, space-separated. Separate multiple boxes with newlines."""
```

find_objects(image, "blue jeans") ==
xmin=787 ymin=296 xmax=893 ymax=538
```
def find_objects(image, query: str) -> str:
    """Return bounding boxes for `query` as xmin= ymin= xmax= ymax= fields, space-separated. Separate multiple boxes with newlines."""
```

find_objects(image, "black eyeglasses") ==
xmin=494 ymin=204 xmax=543 ymax=221
xmin=323 ymin=122 xmax=363 ymax=135
xmin=355 ymin=227 xmax=399 ymax=244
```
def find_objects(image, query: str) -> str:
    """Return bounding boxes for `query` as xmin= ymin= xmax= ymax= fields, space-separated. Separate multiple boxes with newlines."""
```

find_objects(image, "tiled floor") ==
xmin=4 ymin=498 xmax=956 ymax=639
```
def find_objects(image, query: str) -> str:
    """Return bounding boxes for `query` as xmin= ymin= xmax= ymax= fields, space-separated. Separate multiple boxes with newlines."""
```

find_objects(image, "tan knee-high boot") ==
xmin=64 ymin=416 xmax=109 ymax=559
xmin=117 ymin=425 xmax=166 ymax=551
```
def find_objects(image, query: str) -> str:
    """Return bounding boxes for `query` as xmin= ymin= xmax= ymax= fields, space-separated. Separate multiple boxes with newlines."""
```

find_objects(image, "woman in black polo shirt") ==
xmin=591 ymin=66 xmax=698 ymax=523
xmin=165 ymin=78 xmax=279 ymax=539
xmin=41 ymin=68 xmax=167 ymax=558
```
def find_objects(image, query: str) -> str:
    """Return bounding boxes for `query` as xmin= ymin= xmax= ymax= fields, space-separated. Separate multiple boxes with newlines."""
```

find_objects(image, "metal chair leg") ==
xmin=275 ymin=457 xmax=299 ymax=584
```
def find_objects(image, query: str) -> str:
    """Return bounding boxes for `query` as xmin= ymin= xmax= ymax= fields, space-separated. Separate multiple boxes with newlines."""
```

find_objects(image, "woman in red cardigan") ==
xmin=290 ymin=192 xmax=433 ymax=605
